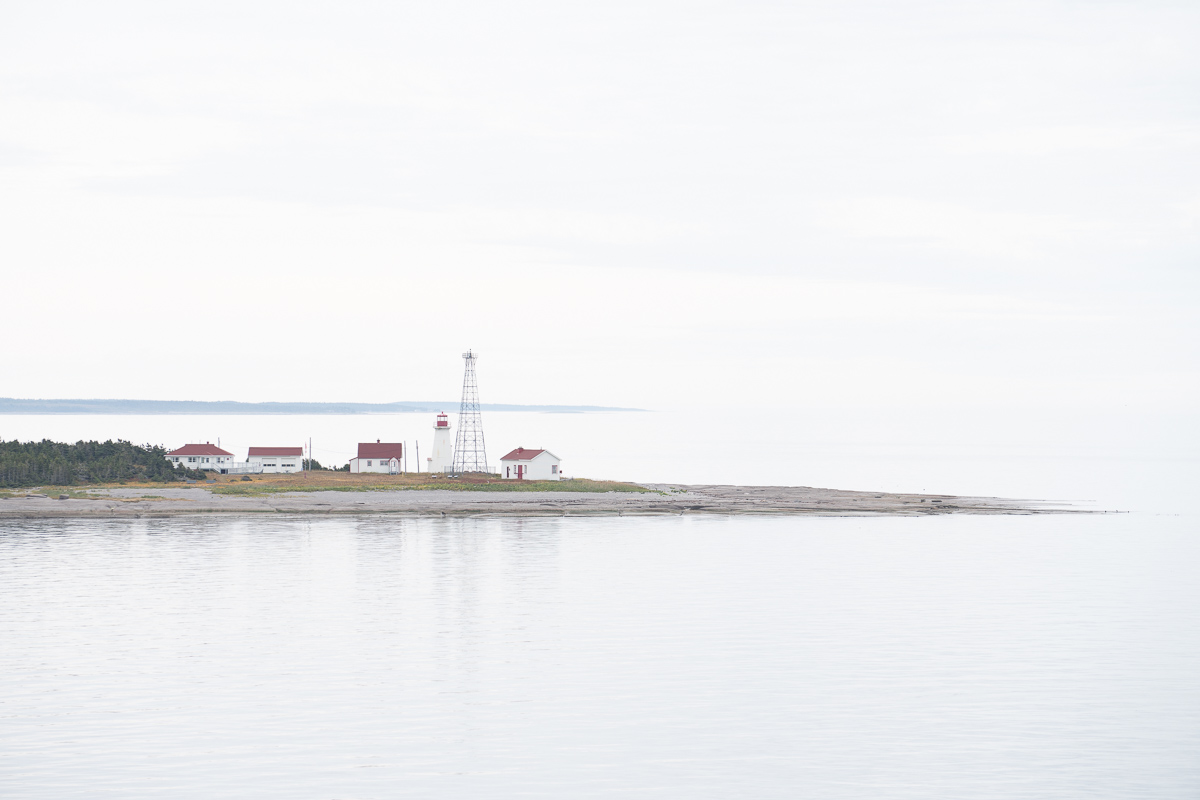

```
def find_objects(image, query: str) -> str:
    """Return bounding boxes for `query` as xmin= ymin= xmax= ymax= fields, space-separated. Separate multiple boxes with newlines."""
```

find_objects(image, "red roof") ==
xmin=168 ymin=443 xmax=233 ymax=456
xmin=356 ymin=442 xmax=404 ymax=459
xmin=500 ymin=447 xmax=545 ymax=462
xmin=248 ymin=447 xmax=303 ymax=457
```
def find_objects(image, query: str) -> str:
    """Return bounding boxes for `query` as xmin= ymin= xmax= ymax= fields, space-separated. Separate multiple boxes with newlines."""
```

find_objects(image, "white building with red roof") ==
xmin=350 ymin=440 xmax=404 ymax=474
xmin=499 ymin=447 xmax=561 ymax=481
xmin=247 ymin=446 xmax=304 ymax=474
xmin=166 ymin=443 xmax=233 ymax=471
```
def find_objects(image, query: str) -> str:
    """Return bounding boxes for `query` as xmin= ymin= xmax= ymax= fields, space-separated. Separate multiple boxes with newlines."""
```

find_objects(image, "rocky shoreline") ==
xmin=0 ymin=484 xmax=1086 ymax=519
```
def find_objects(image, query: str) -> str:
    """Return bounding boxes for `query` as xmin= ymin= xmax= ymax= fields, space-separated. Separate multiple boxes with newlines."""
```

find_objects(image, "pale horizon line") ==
xmin=0 ymin=397 xmax=647 ymax=414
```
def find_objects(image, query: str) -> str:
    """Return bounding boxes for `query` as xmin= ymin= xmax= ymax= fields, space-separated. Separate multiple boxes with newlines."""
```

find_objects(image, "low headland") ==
xmin=0 ymin=471 xmax=1084 ymax=518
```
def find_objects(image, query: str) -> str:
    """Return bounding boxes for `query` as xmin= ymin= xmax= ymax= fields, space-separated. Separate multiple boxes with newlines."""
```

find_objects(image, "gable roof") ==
xmin=248 ymin=447 xmax=303 ymax=457
xmin=168 ymin=443 xmax=233 ymax=457
xmin=355 ymin=442 xmax=404 ymax=459
xmin=499 ymin=447 xmax=555 ymax=462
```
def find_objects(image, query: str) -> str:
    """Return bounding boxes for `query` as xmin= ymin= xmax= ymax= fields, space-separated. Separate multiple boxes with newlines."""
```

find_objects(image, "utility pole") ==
xmin=416 ymin=441 xmax=420 ymax=473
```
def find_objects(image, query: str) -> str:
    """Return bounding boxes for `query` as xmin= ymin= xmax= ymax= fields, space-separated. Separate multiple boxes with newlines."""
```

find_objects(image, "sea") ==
xmin=1 ymin=410 xmax=1198 ymax=798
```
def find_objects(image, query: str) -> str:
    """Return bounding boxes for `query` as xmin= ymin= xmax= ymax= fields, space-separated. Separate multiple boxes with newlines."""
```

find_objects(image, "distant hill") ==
xmin=0 ymin=398 xmax=643 ymax=415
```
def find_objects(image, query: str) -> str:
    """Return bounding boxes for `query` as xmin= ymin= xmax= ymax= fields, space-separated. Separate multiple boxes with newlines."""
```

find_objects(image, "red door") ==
xmin=517 ymin=465 xmax=524 ymax=480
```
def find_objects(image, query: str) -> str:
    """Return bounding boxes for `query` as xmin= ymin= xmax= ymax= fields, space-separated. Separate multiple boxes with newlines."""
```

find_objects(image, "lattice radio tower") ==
xmin=451 ymin=350 xmax=489 ymax=474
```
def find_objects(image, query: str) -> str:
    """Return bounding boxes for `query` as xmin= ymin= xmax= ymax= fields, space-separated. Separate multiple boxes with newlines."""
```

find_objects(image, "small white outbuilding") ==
xmin=350 ymin=441 xmax=404 ymax=474
xmin=247 ymin=447 xmax=304 ymax=474
xmin=499 ymin=448 xmax=561 ymax=481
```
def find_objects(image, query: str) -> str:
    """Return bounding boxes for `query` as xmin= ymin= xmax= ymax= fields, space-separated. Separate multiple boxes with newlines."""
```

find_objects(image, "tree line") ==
xmin=302 ymin=458 xmax=349 ymax=472
xmin=0 ymin=439 xmax=206 ymax=488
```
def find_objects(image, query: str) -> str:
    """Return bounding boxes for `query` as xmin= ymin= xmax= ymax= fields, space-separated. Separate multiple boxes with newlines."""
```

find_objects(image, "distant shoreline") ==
xmin=0 ymin=398 xmax=645 ymax=415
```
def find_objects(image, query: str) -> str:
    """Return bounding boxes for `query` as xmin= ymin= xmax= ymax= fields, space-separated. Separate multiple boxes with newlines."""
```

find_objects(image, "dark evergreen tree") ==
xmin=0 ymin=439 xmax=206 ymax=488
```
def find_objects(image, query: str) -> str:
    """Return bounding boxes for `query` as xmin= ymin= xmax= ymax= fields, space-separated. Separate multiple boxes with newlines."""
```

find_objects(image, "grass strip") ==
xmin=211 ymin=478 xmax=648 ymax=496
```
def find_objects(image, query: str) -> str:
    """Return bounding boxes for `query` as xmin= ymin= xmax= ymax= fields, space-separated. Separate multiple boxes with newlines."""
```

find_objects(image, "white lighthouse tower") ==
xmin=426 ymin=412 xmax=454 ymax=475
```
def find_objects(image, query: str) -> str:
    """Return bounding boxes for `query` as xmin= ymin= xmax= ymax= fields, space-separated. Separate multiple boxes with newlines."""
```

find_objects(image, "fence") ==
xmin=219 ymin=463 xmax=264 ymax=475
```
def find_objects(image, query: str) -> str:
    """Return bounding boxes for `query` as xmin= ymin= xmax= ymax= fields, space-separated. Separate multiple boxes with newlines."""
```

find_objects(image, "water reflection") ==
xmin=1 ymin=514 xmax=1198 ymax=798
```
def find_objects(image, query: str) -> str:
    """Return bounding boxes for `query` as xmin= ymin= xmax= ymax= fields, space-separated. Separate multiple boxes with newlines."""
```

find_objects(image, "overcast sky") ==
xmin=2 ymin=0 xmax=1197 ymax=431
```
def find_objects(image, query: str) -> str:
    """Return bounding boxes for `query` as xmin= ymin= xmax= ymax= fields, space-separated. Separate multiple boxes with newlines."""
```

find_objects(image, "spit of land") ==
xmin=0 ymin=472 xmax=1084 ymax=518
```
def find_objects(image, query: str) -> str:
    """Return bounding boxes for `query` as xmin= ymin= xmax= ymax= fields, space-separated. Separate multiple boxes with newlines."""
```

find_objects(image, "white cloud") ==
xmin=938 ymin=124 xmax=1200 ymax=156
xmin=815 ymin=197 xmax=1099 ymax=261
xmin=0 ymin=97 xmax=247 ymax=179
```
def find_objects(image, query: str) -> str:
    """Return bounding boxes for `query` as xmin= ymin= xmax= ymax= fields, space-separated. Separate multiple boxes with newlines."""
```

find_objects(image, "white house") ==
xmin=166 ymin=443 xmax=234 ymax=471
xmin=349 ymin=440 xmax=404 ymax=474
xmin=499 ymin=447 xmax=561 ymax=481
xmin=426 ymin=413 xmax=453 ymax=474
xmin=247 ymin=447 xmax=303 ymax=474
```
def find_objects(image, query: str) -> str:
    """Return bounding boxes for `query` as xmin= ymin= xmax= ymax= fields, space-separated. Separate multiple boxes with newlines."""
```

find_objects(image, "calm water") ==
xmin=2 ymin=512 xmax=1199 ymax=798
xmin=2 ymin=412 xmax=1199 ymax=796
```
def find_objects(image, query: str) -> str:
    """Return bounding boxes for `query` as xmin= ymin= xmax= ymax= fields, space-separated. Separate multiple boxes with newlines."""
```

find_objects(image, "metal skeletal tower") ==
xmin=451 ymin=350 xmax=489 ymax=474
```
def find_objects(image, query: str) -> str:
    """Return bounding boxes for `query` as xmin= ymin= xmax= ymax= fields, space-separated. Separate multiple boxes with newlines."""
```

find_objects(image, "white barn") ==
xmin=350 ymin=441 xmax=404 ymax=474
xmin=499 ymin=448 xmax=561 ymax=481
xmin=166 ymin=443 xmax=234 ymax=471
xmin=247 ymin=447 xmax=303 ymax=474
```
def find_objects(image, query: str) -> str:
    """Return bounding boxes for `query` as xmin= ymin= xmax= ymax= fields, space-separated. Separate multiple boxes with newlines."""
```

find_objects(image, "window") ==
xmin=282 ymin=463 xmax=294 ymax=467
xmin=551 ymin=464 xmax=558 ymax=474
xmin=367 ymin=460 xmax=373 ymax=466
xmin=188 ymin=457 xmax=196 ymax=463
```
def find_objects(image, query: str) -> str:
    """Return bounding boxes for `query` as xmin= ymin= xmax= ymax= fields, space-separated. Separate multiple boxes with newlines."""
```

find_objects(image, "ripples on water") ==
xmin=1 ymin=514 xmax=1198 ymax=798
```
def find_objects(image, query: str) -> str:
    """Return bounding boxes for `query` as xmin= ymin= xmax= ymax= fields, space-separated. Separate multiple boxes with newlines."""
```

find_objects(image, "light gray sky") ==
xmin=2 ymin=0 xmax=1197 ymax=427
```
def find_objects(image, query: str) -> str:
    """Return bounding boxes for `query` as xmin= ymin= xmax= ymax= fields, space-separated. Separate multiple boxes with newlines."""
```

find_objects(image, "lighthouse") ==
xmin=426 ymin=412 xmax=454 ymax=475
